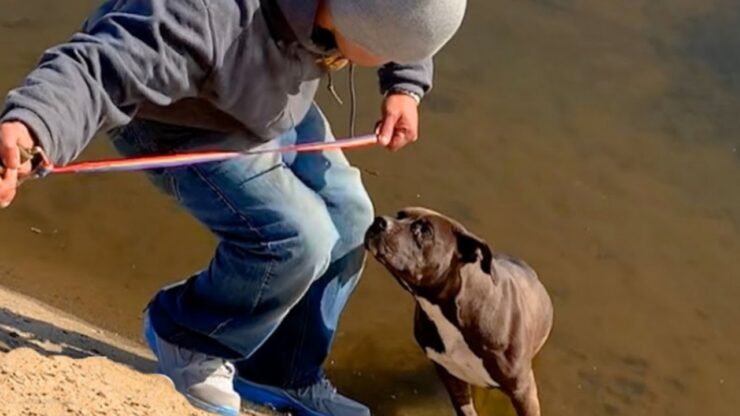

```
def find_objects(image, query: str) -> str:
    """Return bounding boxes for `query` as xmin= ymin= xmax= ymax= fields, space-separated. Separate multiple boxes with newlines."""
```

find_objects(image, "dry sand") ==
xmin=0 ymin=286 xmax=271 ymax=416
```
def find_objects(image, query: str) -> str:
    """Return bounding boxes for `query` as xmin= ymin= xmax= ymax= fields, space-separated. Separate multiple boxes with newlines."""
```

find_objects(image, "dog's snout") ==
xmin=365 ymin=216 xmax=391 ymax=250
xmin=371 ymin=216 xmax=390 ymax=232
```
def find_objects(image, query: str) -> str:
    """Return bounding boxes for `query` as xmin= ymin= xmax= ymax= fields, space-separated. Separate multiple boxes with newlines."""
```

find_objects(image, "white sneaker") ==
xmin=144 ymin=314 xmax=241 ymax=416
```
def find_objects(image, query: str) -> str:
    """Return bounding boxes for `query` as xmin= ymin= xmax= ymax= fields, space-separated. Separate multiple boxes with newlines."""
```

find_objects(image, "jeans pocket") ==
xmin=110 ymin=122 xmax=183 ymax=203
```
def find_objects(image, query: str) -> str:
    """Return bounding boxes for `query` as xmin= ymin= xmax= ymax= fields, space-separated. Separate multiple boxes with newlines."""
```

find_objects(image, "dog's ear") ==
xmin=456 ymin=231 xmax=493 ymax=274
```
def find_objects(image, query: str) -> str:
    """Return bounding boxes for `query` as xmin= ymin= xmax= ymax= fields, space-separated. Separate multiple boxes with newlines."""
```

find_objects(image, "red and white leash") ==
xmin=3 ymin=134 xmax=379 ymax=179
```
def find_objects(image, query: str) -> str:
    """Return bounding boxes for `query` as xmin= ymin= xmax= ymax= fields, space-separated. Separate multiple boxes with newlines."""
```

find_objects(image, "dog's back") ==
xmin=487 ymin=253 xmax=553 ymax=357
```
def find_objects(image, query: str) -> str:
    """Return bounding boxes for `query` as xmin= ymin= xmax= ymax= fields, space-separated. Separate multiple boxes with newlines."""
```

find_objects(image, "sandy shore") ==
xmin=0 ymin=285 xmax=272 ymax=416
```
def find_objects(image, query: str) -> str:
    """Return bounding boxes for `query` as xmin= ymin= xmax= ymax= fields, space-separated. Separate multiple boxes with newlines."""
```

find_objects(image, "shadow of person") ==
xmin=0 ymin=306 xmax=156 ymax=373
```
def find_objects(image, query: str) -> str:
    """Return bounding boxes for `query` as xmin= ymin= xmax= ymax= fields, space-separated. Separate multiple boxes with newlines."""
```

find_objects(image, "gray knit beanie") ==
xmin=328 ymin=0 xmax=467 ymax=64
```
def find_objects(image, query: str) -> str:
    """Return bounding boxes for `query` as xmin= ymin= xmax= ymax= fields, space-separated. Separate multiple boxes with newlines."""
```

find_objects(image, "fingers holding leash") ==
xmin=0 ymin=122 xmax=41 ymax=208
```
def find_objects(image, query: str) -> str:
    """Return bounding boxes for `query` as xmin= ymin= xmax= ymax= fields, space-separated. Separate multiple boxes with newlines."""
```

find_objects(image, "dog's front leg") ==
xmin=509 ymin=369 xmax=541 ymax=416
xmin=434 ymin=364 xmax=478 ymax=416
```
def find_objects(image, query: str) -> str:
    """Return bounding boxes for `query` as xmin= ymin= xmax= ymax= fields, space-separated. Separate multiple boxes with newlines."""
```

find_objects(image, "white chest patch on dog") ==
xmin=417 ymin=297 xmax=498 ymax=388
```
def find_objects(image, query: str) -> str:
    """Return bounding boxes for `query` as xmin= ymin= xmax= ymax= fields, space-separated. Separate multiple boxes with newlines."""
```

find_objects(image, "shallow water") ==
xmin=1 ymin=1 xmax=739 ymax=415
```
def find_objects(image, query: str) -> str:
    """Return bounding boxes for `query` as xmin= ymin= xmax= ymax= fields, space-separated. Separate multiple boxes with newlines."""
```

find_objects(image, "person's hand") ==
xmin=376 ymin=92 xmax=419 ymax=151
xmin=0 ymin=122 xmax=36 ymax=208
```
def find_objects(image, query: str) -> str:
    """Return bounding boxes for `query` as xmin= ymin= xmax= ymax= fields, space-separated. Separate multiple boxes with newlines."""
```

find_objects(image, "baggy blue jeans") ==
xmin=111 ymin=104 xmax=374 ymax=388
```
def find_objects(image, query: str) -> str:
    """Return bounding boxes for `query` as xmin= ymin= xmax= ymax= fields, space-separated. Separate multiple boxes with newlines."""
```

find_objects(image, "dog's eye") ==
xmin=411 ymin=220 xmax=433 ymax=241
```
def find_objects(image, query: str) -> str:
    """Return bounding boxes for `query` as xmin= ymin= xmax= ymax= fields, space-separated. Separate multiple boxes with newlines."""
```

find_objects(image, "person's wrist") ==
xmin=385 ymin=88 xmax=421 ymax=105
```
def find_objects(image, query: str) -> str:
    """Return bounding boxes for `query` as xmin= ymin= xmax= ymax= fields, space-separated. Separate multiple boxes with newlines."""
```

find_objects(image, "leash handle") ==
xmin=0 ymin=146 xmax=48 ymax=177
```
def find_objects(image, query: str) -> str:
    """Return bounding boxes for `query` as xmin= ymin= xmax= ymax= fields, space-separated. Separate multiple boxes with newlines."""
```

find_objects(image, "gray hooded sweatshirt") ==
xmin=0 ymin=0 xmax=432 ymax=166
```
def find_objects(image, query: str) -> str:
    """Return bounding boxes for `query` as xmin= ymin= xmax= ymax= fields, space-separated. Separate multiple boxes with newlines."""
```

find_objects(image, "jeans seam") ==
xmin=189 ymin=163 xmax=267 ymax=243
xmin=248 ymin=256 xmax=276 ymax=317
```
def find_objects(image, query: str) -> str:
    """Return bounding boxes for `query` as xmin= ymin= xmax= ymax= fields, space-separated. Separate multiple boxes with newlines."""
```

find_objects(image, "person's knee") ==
xmin=335 ymin=186 xmax=375 ymax=252
xmin=228 ymin=205 xmax=339 ymax=307
xmin=287 ymin=205 xmax=339 ymax=276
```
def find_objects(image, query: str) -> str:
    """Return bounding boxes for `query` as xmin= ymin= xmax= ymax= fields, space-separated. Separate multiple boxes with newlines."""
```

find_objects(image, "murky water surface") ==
xmin=1 ymin=1 xmax=739 ymax=415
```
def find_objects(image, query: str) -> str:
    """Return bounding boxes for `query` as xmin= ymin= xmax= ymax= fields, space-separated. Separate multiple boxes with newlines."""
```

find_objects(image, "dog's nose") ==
xmin=370 ymin=216 xmax=390 ymax=232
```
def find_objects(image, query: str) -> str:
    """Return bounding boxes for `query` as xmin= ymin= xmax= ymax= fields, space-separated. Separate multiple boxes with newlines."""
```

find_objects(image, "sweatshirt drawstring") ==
xmin=325 ymin=62 xmax=357 ymax=137
xmin=327 ymin=71 xmax=343 ymax=105
xmin=348 ymin=63 xmax=356 ymax=137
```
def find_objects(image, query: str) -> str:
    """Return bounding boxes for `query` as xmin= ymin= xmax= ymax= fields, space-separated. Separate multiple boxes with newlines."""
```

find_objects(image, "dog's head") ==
xmin=364 ymin=207 xmax=492 ymax=295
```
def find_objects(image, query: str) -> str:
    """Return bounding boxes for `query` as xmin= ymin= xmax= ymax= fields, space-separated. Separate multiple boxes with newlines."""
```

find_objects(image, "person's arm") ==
xmin=0 ymin=0 xmax=220 ymax=167
xmin=378 ymin=59 xmax=433 ymax=102
xmin=375 ymin=58 xmax=433 ymax=150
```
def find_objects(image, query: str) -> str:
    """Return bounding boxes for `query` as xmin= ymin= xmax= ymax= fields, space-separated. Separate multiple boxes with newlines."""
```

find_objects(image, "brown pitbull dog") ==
xmin=364 ymin=207 xmax=553 ymax=416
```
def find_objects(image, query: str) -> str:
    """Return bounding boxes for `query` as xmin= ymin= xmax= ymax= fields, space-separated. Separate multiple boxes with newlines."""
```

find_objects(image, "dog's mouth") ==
xmin=364 ymin=231 xmax=418 ymax=295
xmin=364 ymin=223 xmax=383 ymax=251
xmin=364 ymin=229 xmax=396 ymax=268
xmin=363 ymin=232 xmax=384 ymax=258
